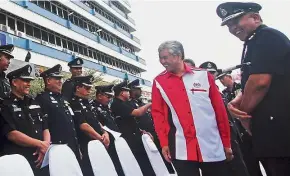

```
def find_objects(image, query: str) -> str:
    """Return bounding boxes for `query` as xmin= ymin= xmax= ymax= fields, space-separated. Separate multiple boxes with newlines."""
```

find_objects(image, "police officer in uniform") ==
xmin=0 ymin=44 xmax=14 ymax=155
xmin=69 ymin=75 xmax=109 ymax=176
xmin=218 ymin=72 xmax=263 ymax=176
xmin=0 ymin=65 xmax=50 ymax=176
xmin=217 ymin=2 xmax=290 ymax=175
xmin=91 ymin=84 xmax=119 ymax=132
xmin=110 ymin=80 xmax=156 ymax=176
xmin=127 ymin=79 xmax=175 ymax=174
xmin=62 ymin=57 xmax=83 ymax=101
xmin=200 ymin=61 xmax=249 ymax=176
xmin=35 ymin=64 xmax=81 ymax=161
xmin=0 ymin=44 xmax=14 ymax=101
xmin=90 ymin=84 xmax=125 ymax=176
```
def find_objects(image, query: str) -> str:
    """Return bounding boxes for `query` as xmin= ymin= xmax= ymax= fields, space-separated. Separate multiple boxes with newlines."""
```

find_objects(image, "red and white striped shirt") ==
xmin=151 ymin=64 xmax=231 ymax=162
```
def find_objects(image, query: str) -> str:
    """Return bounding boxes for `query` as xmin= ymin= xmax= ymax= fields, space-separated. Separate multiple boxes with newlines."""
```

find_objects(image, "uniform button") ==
xmin=75 ymin=137 xmax=78 ymax=140
xmin=59 ymin=141 xmax=62 ymax=143
xmin=32 ymin=122 xmax=35 ymax=124
xmin=270 ymin=116 xmax=274 ymax=120
xmin=71 ymin=119 xmax=73 ymax=122
xmin=73 ymin=128 xmax=75 ymax=131
xmin=35 ymin=130 xmax=38 ymax=133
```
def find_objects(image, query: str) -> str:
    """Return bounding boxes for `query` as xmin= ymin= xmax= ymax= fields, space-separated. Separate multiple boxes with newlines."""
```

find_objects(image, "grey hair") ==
xmin=158 ymin=41 xmax=185 ymax=60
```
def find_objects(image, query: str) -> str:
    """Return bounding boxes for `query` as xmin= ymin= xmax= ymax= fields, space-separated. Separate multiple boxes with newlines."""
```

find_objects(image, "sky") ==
xmin=129 ymin=0 xmax=290 ymax=82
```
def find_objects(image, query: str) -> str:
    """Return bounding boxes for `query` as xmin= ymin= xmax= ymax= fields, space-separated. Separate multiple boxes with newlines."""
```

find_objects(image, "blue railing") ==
xmin=0 ymin=31 xmax=151 ymax=86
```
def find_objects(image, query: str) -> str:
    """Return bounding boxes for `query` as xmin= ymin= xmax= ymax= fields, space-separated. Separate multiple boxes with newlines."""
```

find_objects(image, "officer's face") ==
xmin=219 ymin=75 xmax=233 ymax=87
xmin=12 ymin=79 xmax=31 ymax=96
xmin=46 ymin=77 xmax=62 ymax=93
xmin=70 ymin=67 xmax=82 ymax=77
xmin=226 ymin=13 xmax=261 ymax=41
xmin=159 ymin=49 xmax=182 ymax=73
xmin=0 ymin=54 xmax=11 ymax=71
xmin=97 ymin=93 xmax=112 ymax=105
xmin=121 ymin=90 xmax=130 ymax=101
xmin=131 ymin=89 xmax=142 ymax=99
xmin=77 ymin=85 xmax=91 ymax=98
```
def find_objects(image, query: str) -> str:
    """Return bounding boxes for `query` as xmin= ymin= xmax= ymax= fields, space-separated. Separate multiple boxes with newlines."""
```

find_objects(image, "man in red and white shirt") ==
xmin=151 ymin=41 xmax=233 ymax=176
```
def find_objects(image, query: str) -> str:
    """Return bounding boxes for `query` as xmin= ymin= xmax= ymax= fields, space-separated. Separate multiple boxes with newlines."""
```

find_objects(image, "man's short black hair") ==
xmin=184 ymin=59 xmax=195 ymax=67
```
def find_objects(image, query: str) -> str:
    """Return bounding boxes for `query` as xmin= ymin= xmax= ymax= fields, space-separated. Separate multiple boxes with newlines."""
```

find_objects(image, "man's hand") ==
xmin=102 ymin=133 xmax=110 ymax=148
xmin=37 ymin=141 xmax=49 ymax=155
xmin=141 ymin=130 xmax=154 ymax=141
xmin=33 ymin=149 xmax=45 ymax=168
xmin=224 ymin=148 xmax=234 ymax=161
xmin=162 ymin=146 xmax=171 ymax=163
xmin=228 ymin=102 xmax=252 ymax=119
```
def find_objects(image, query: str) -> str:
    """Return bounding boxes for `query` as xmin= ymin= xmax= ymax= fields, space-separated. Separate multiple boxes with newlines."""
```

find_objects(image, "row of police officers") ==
xmin=0 ymin=46 xmax=174 ymax=176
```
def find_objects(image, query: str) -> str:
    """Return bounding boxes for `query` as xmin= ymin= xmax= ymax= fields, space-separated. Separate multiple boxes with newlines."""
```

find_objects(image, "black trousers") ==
xmin=227 ymin=139 xmax=250 ymax=176
xmin=258 ymin=157 xmax=290 ymax=176
xmin=107 ymin=134 xmax=125 ymax=176
xmin=172 ymin=160 xmax=230 ymax=176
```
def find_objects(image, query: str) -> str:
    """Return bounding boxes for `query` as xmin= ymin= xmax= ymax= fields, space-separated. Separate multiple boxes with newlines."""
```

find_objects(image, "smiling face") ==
xmin=226 ymin=13 xmax=262 ymax=41
xmin=159 ymin=49 xmax=183 ymax=73
xmin=11 ymin=78 xmax=32 ymax=96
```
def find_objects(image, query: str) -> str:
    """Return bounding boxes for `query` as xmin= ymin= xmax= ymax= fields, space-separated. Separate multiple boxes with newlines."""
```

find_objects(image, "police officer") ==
xmin=0 ymin=44 xmax=14 ymax=155
xmin=0 ymin=65 xmax=50 ymax=176
xmin=35 ymin=64 xmax=81 ymax=161
xmin=91 ymin=85 xmax=120 ymax=131
xmin=217 ymin=2 xmax=290 ymax=175
xmin=90 ymin=84 xmax=125 ymax=176
xmin=62 ymin=57 xmax=83 ymax=101
xmin=183 ymin=58 xmax=195 ymax=67
xmin=110 ymin=80 xmax=156 ymax=176
xmin=200 ymin=61 xmax=249 ymax=176
xmin=127 ymin=79 xmax=175 ymax=174
xmin=69 ymin=75 xmax=109 ymax=176
xmin=0 ymin=44 xmax=14 ymax=100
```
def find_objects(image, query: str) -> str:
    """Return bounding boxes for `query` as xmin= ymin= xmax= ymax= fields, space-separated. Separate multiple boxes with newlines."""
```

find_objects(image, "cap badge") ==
xmin=27 ymin=66 xmax=31 ymax=74
xmin=207 ymin=63 xmax=212 ymax=68
xmin=220 ymin=8 xmax=227 ymax=17
xmin=77 ymin=60 xmax=81 ymax=64
xmin=59 ymin=65 xmax=62 ymax=72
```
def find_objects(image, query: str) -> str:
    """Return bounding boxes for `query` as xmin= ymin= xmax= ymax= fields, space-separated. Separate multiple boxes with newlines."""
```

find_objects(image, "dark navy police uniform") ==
xmin=36 ymin=64 xmax=81 ymax=161
xmin=62 ymin=57 xmax=83 ymax=101
xmin=0 ymin=65 xmax=49 ymax=176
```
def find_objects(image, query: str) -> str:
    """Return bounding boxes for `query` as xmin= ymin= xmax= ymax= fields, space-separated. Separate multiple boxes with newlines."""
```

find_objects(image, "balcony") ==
xmin=110 ymin=3 xmax=126 ymax=18
xmin=138 ymin=57 xmax=146 ymax=65
xmin=127 ymin=15 xmax=135 ymax=25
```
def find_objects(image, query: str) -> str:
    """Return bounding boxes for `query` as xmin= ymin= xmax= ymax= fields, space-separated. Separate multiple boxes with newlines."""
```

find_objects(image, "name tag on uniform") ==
xmin=13 ymin=107 xmax=21 ymax=112
xmin=51 ymin=100 xmax=58 ymax=104
xmin=29 ymin=105 xmax=40 ymax=109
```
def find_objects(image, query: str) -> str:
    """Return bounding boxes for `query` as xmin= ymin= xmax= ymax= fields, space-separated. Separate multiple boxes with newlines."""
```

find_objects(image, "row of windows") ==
xmin=30 ymin=0 xmax=135 ymax=53
xmin=0 ymin=11 xmax=141 ymax=76
xmin=82 ymin=1 xmax=130 ymax=32
xmin=111 ymin=1 xmax=127 ymax=15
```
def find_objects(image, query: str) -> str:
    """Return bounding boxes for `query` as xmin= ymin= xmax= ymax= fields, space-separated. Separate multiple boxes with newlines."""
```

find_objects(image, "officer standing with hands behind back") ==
xmin=217 ymin=2 xmax=290 ymax=175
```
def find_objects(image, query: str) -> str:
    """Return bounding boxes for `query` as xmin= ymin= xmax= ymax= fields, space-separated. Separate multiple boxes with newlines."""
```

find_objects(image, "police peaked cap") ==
xmin=68 ymin=57 xmax=84 ymax=68
xmin=113 ymin=80 xmax=130 ymax=93
xmin=217 ymin=2 xmax=262 ymax=26
xmin=73 ymin=75 xmax=94 ymax=87
xmin=0 ymin=44 xmax=14 ymax=58
xmin=40 ymin=64 xmax=63 ymax=78
xmin=7 ymin=64 xmax=34 ymax=81
xmin=95 ymin=84 xmax=114 ymax=96
xmin=199 ymin=61 xmax=218 ymax=72
xmin=128 ymin=79 xmax=142 ymax=90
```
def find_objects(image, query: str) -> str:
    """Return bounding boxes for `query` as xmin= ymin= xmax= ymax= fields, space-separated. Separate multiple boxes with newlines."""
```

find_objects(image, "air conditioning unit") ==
xmin=41 ymin=41 xmax=48 ymax=45
xmin=14 ymin=30 xmax=25 ymax=37
xmin=0 ymin=24 xmax=8 ymax=32
xmin=62 ymin=48 xmax=69 ymax=53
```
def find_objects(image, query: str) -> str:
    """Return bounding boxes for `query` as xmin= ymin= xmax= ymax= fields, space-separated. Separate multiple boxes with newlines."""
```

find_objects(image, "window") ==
xmin=93 ymin=51 xmax=96 ymax=59
xmin=79 ymin=45 xmax=83 ymax=55
xmin=17 ymin=21 xmax=25 ymax=32
xmin=8 ymin=17 xmax=15 ymax=30
xmin=49 ymin=33 xmax=55 ymax=44
xmin=44 ymin=1 xmax=51 ymax=11
xmin=67 ymin=41 xmax=73 ymax=51
xmin=0 ymin=13 xmax=6 ymax=25
xmin=62 ymin=38 xmax=67 ymax=48
xmin=51 ymin=4 xmax=57 ymax=14
xmin=83 ymin=47 xmax=88 ymax=56
xmin=38 ymin=1 xmax=45 ymax=8
xmin=56 ymin=36 xmax=61 ymax=46
xmin=63 ymin=10 xmax=68 ymax=20
xmin=57 ymin=7 xmax=63 ymax=18
xmin=25 ymin=23 xmax=33 ymax=36
xmin=33 ymin=27 xmax=41 ymax=39
xmin=41 ymin=30 xmax=48 ymax=41
xmin=88 ymin=50 xmax=92 ymax=58
xmin=73 ymin=16 xmax=79 ymax=26
xmin=73 ymin=43 xmax=78 ymax=52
